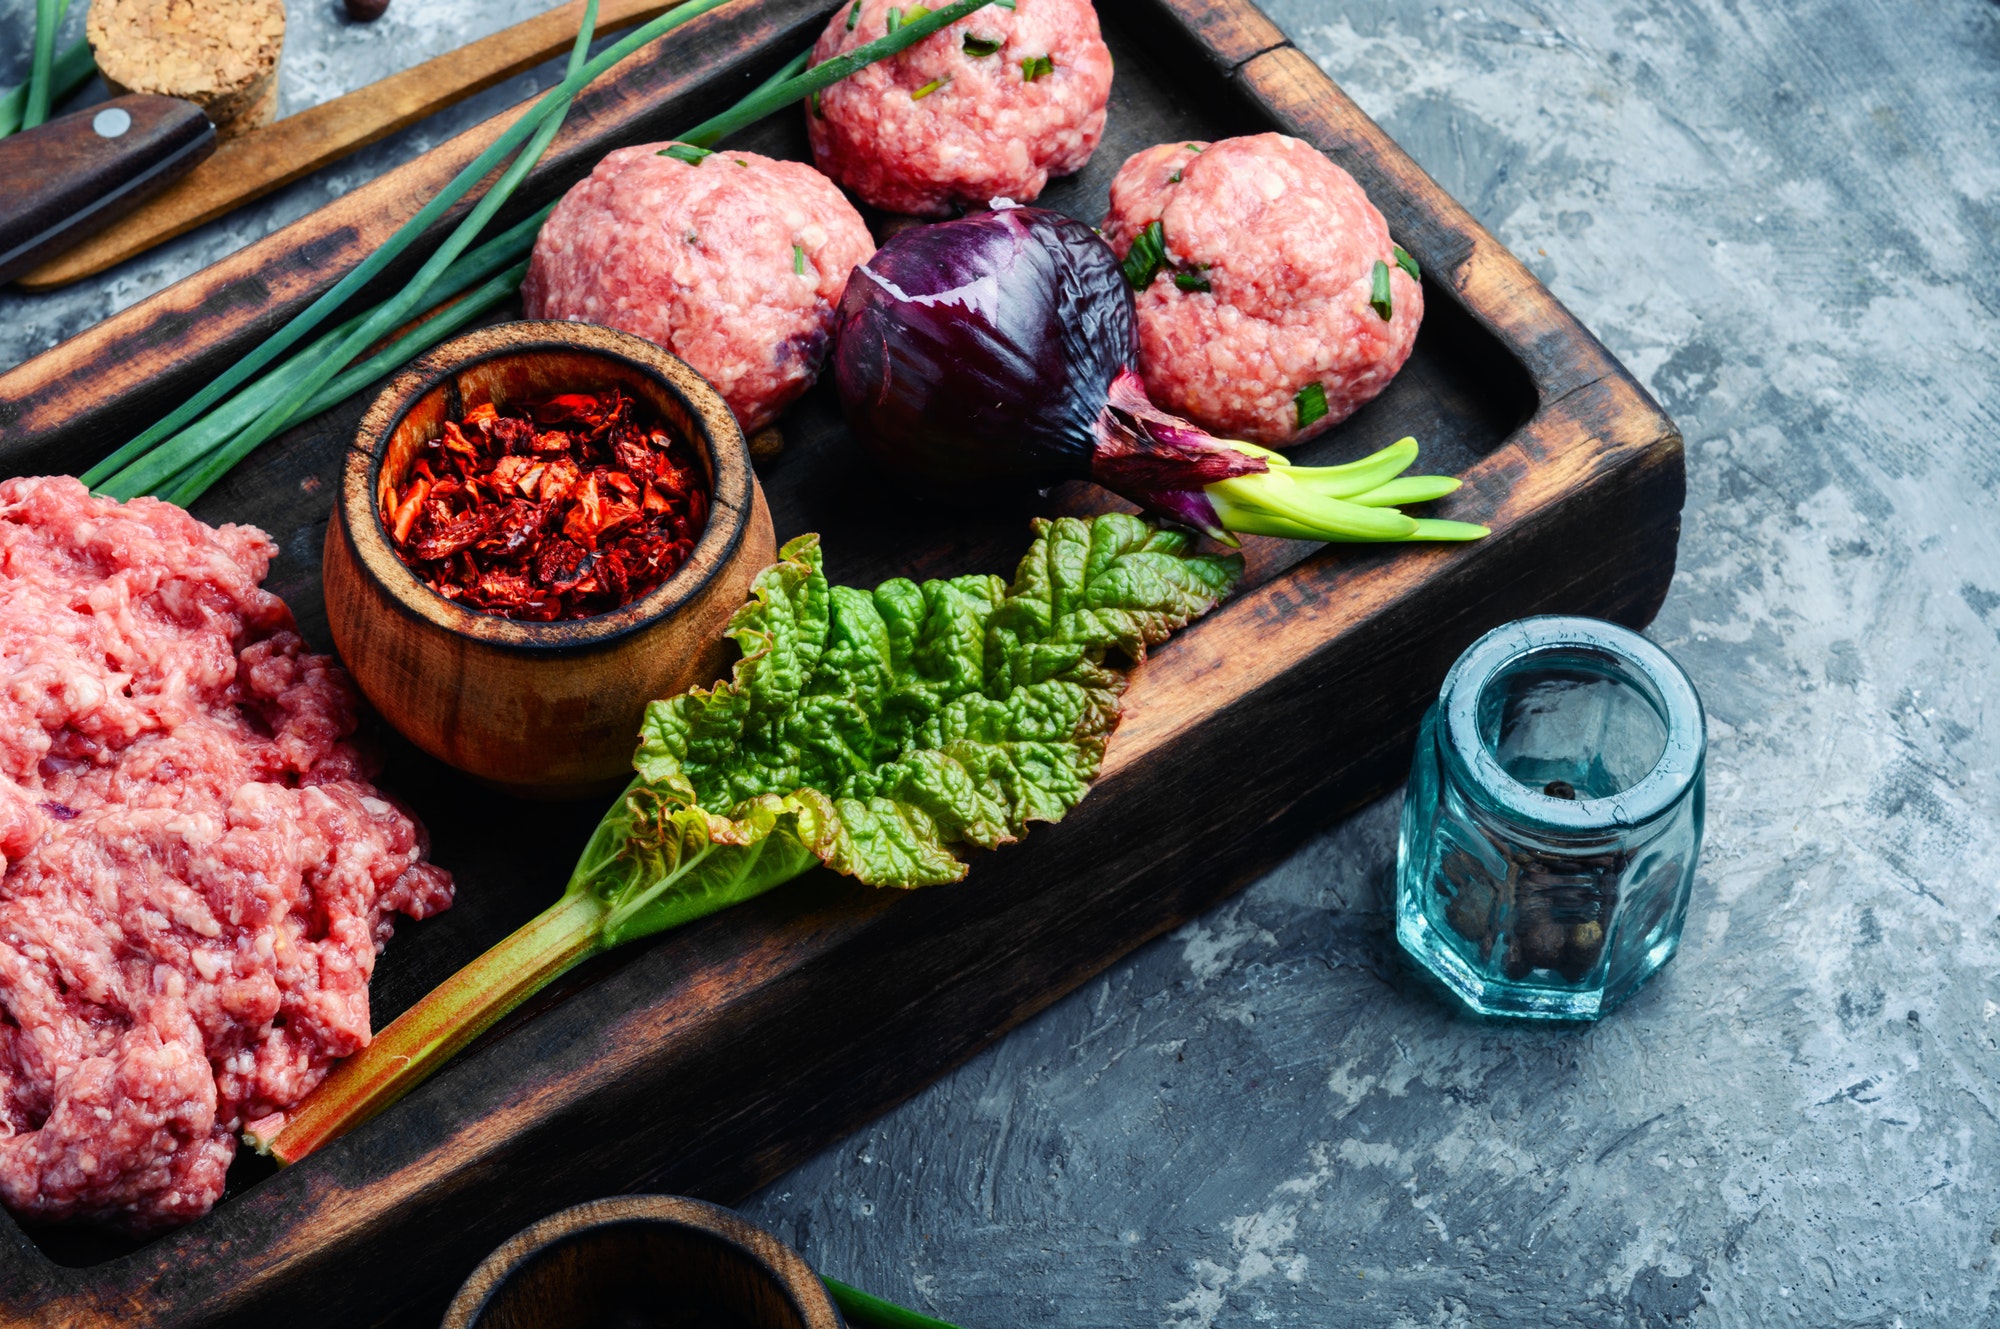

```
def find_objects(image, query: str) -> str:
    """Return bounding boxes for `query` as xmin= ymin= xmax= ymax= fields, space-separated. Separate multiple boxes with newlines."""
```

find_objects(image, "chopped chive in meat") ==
xmin=1394 ymin=244 xmax=1420 ymax=282
xmin=811 ymin=87 xmax=823 ymax=117
xmin=735 ymin=158 xmax=750 ymax=167
xmin=1121 ymin=219 xmax=1167 ymax=290
xmin=1369 ymin=259 xmax=1393 ymax=320
xmin=963 ymin=32 xmax=1003 ymax=55
xmin=793 ymin=244 xmax=808 ymax=275
xmin=1294 ymin=382 xmax=1329 ymax=430
xmin=1185 ymin=142 xmax=1204 ymax=152
xmin=846 ymin=0 xmax=862 ymax=27
xmin=994 ymin=0 xmax=1015 ymax=7
xmin=911 ymin=74 xmax=952 ymax=99
xmin=662 ymin=143 xmax=711 ymax=166
xmin=1173 ymin=269 xmax=1210 ymax=293
xmin=885 ymin=6 xmax=901 ymax=30
xmin=1021 ymin=53 xmax=1054 ymax=80
xmin=1168 ymin=169 xmax=1182 ymax=183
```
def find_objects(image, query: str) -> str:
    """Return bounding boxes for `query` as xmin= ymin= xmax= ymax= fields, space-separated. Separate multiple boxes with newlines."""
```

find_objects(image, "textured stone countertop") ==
xmin=4 ymin=1 xmax=1997 ymax=1325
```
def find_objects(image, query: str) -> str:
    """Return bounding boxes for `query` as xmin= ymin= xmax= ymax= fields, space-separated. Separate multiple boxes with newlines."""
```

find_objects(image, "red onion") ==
xmin=832 ymin=205 xmax=1486 ymax=545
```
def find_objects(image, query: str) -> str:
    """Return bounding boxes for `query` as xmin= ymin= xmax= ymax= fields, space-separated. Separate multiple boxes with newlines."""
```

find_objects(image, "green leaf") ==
xmin=1122 ymin=219 xmax=1167 ymax=290
xmin=1369 ymin=258 xmax=1393 ymax=321
xmin=662 ymin=142 xmax=712 ymax=165
xmin=963 ymin=33 xmax=1003 ymax=56
xmin=1294 ymin=381 xmax=1329 ymax=430
xmin=610 ymin=517 xmax=1238 ymax=909
xmin=1393 ymin=243 xmax=1420 ymax=282
xmin=1020 ymin=53 xmax=1054 ymax=81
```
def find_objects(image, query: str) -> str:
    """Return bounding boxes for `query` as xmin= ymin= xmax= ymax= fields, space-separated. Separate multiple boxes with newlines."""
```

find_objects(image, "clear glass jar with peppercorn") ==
xmin=1395 ymin=616 xmax=1707 ymax=1019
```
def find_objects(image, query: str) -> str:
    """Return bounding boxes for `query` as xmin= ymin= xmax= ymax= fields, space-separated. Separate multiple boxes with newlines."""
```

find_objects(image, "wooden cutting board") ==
xmin=0 ymin=0 xmax=1682 ymax=1323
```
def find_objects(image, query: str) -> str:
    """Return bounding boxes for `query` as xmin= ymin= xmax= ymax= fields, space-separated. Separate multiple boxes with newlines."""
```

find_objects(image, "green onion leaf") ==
xmin=825 ymin=1277 xmax=966 ymax=1329
xmin=995 ymin=0 xmax=1015 ymax=7
xmin=1393 ymin=244 xmax=1419 ymax=282
xmin=1294 ymin=382 xmax=1329 ymax=430
xmin=1167 ymin=169 xmax=1182 ymax=183
xmin=1173 ymin=270 xmax=1210 ymax=293
xmin=89 ymin=0 xmax=702 ymax=494
xmin=0 ymin=34 xmax=89 ymax=140
xmin=847 ymin=0 xmax=862 ymax=27
xmin=663 ymin=142 xmax=713 ymax=165
xmin=811 ymin=87 xmax=823 ymax=116
xmin=962 ymin=33 xmax=1002 ymax=55
xmin=1021 ymin=53 xmax=1053 ymax=80
xmin=793 ymin=244 xmax=808 ymax=275
xmin=1369 ymin=259 xmax=1393 ymax=321
xmin=885 ymin=6 xmax=901 ymax=30
xmin=911 ymin=74 xmax=951 ymax=99
xmin=23 ymin=0 xmax=67 ymax=132
xmin=1121 ymin=220 xmax=1166 ymax=290
xmin=1186 ymin=142 xmax=1204 ymax=152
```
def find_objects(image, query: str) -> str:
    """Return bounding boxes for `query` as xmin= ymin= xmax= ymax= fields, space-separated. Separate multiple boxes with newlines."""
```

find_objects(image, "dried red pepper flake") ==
xmin=383 ymin=388 xmax=708 ymax=621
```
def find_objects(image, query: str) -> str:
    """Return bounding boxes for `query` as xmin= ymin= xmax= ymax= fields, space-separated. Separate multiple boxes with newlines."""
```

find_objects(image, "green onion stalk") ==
xmin=84 ymin=0 xmax=1002 ymax=507
xmin=20 ymin=0 xmax=68 ymax=132
xmin=0 ymin=34 xmax=91 ymax=139
xmin=824 ymin=1277 xmax=966 ymax=1329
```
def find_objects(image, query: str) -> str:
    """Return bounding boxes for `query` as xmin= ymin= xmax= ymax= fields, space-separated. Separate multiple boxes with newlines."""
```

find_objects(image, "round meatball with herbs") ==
xmin=523 ymin=145 xmax=874 ymax=433
xmin=1100 ymin=133 xmax=1423 ymax=446
xmin=806 ymin=0 xmax=1113 ymax=217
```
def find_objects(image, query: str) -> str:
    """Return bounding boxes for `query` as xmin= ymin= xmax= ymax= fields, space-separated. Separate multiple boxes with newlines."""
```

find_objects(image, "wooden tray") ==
xmin=0 ymin=0 xmax=1682 ymax=1322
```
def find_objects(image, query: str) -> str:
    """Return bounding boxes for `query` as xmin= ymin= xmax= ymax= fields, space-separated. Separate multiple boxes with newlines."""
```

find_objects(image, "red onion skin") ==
xmin=834 ymin=206 xmax=1131 ymax=493
xmin=832 ymin=205 xmax=1266 ymax=531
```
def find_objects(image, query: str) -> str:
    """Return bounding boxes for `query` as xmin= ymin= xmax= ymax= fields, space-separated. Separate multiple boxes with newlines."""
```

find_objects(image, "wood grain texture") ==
xmin=0 ymin=0 xmax=1682 ymax=1323
xmin=0 ymin=95 xmax=215 ymax=285
xmin=439 ymin=1195 xmax=841 ymax=1329
xmin=18 ymin=0 xmax=682 ymax=290
xmin=325 ymin=321 xmax=774 ymax=798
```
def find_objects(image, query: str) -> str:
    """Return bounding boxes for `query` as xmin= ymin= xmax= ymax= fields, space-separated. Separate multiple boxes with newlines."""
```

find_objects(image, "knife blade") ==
xmin=0 ymin=93 xmax=215 ymax=286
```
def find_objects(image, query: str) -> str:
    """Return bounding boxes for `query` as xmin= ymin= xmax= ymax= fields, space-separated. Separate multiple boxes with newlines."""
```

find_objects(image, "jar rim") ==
xmin=1440 ymin=616 xmax=1705 ymax=834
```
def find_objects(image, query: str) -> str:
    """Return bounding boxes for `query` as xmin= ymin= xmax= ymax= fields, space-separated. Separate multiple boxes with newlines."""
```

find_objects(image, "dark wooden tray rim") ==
xmin=0 ymin=0 xmax=1682 ymax=1323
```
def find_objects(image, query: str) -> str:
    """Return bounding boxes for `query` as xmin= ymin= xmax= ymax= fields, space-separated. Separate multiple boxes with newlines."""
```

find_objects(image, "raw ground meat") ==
xmin=0 ymin=477 xmax=451 ymax=1235
xmin=1101 ymin=133 xmax=1423 ymax=446
xmin=522 ymin=146 xmax=874 ymax=434
xmin=806 ymin=0 xmax=1113 ymax=217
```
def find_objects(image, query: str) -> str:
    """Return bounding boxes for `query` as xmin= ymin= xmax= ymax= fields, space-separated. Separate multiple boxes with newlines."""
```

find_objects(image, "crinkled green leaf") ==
xmin=583 ymin=514 xmax=1240 ymax=936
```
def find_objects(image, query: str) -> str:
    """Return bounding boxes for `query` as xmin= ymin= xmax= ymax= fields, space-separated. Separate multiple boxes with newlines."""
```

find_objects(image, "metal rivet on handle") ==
xmin=92 ymin=108 xmax=133 ymax=139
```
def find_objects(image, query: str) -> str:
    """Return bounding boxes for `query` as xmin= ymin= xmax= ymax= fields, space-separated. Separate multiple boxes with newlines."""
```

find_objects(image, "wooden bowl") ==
xmin=324 ymin=321 xmax=775 ymax=799
xmin=440 ymin=1195 xmax=844 ymax=1329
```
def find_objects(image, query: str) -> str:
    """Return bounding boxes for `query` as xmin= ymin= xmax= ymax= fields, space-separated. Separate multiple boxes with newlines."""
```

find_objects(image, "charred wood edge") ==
xmin=0 ymin=0 xmax=1684 ymax=1320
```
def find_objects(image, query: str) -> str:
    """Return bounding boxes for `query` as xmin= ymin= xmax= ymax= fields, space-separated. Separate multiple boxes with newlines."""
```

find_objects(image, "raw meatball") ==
xmin=1101 ymin=133 xmax=1423 ymax=446
xmin=523 ymin=146 xmax=874 ymax=433
xmin=807 ymin=0 xmax=1113 ymax=217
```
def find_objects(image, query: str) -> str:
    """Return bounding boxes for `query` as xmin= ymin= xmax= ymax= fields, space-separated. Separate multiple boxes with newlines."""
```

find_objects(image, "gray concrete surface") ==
xmin=5 ymin=1 xmax=1998 ymax=1325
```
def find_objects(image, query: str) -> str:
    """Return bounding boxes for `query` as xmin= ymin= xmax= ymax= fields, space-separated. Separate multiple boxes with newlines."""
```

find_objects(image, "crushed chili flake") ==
xmin=383 ymin=388 xmax=709 ymax=620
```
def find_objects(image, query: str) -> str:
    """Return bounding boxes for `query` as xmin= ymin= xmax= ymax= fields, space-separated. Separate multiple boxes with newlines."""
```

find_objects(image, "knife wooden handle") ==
xmin=14 ymin=0 xmax=678 ymax=291
xmin=0 ymin=94 xmax=216 ymax=287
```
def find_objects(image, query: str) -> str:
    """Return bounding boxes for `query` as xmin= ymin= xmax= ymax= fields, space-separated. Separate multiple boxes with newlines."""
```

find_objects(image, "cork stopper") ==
xmin=88 ymin=0 xmax=287 ymax=141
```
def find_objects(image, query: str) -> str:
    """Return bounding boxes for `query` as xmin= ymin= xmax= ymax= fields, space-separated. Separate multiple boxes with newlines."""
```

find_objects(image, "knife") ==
xmin=11 ymin=0 xmax=683 ymax=292
xmin=0 ymin=93 xmax=215 ymax=286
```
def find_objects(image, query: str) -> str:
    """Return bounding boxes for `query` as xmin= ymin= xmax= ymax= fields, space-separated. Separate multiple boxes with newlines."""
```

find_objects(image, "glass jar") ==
xmin=1395 ymin=616 xmax=1706 ymax=1019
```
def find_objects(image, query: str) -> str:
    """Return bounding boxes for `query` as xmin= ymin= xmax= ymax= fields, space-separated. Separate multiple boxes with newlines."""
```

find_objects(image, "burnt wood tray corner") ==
xmin=0 ymin=0 xmax=1682 ymax=1323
